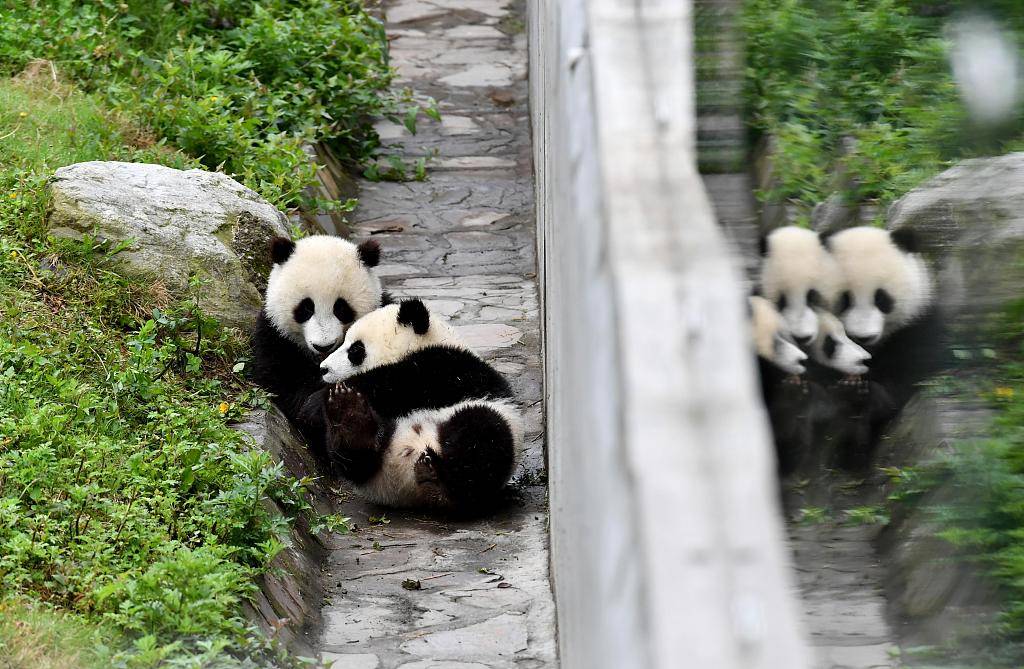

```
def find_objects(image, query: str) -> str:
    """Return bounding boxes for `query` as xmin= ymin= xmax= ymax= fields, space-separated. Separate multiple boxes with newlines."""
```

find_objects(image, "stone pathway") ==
xmin=786 ymin=506 xmax=900 ymax=669
xmin=313 ymin=2 xmax=556 ymax=667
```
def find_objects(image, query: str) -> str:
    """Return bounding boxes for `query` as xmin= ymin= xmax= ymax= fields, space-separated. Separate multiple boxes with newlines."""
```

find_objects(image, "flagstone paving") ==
xmin=312 ymin=2 xmax=556 ymax=667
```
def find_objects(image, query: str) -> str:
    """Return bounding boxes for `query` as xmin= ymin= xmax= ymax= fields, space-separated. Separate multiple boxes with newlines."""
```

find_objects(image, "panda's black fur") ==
xmin=316 ymin=300 xmax=519 ymax=512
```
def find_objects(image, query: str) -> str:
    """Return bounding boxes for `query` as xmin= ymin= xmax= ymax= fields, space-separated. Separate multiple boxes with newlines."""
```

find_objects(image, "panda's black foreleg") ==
xmin=295 ymin=386 xmax=331 ymax=465
xmin=324 ymin=384 xmax=385 ymax=484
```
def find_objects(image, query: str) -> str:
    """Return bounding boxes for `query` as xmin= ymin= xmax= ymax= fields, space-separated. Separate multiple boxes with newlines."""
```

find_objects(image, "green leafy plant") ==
xmin=742 ymin=0 xmax=1024 ymax=211
xmin=0 ymin=0 xmax=429 ymax=210
xmin=0 ymin=78 xmax=329 ymax=667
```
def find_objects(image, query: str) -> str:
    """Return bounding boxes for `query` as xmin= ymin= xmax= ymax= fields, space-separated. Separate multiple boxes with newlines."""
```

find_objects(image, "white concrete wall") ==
xmin=528 ymin=2 xmax=811 ymax=667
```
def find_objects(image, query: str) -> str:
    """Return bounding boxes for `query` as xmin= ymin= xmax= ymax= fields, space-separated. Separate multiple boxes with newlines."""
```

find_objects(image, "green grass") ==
xmin=0 ymin=78 xmax=321 ymax=667
xmin=0 ymin=597 xmax=114 ymax=669
xmin=0 ymin=0 xmax=424 ymax=210
xmin=741 ymin=0 xmax=1024 ymax=219
xmin=0 ymin=76 xmax=193 ymax=172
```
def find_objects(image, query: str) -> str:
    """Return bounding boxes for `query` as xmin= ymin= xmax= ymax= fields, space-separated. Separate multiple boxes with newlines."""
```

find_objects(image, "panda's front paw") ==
xmin=837 ymin=374 xmax=869 ymax=395
xmin=326 ymin=384 xmax=374 ymax=428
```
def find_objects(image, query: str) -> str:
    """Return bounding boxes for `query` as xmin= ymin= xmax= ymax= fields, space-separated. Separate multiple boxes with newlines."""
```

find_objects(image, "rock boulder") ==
xmin=48 ymin=161 xmax=289 ymax=329
xmin=887 ymin=152 xmax=1024 ymax=322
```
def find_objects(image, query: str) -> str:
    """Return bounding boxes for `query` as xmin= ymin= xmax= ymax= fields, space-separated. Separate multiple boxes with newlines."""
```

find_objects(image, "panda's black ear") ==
xmin=758 ymin=235 xmax=768 ymax=256
xmin=890 ymin=228 xmax=920 ymax=254
xmin=397 ymin=299 xmax=430 ymax=335
xmin=357 ymin=240 xmax=381 ymax=268
xmin=270 ymin=237 xmax=295 ymax=264
xmin=818 ymin=230 xmax=834 ymax=249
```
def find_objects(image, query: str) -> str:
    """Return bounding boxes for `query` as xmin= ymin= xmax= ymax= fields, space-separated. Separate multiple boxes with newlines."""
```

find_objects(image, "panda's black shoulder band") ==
xmin=270 ymin=237 xmax=295 ymax=264
xmin=397 ymin=299 xmax=430 ymax=335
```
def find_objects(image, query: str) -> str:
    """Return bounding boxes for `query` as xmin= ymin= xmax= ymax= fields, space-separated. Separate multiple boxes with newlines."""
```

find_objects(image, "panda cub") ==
xmin=825 ymin=226 xmax=944 ymax=403
xmin=758 ymin=226 xmax=841 ymax=345
xmin=749 ymin=296 xmax=812 ymax=475
xmin=318 ymin=300 xmax=521 ymax=510
xmin=823 ymin=226 xmax=944 ymax=468
xmin=249 ymin=235 xmax=386 ymax=458
xmin=807 ymin=310 xmax=871 ymax=378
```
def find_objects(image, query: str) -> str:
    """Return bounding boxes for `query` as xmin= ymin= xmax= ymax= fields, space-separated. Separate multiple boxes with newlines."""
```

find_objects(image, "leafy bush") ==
xmin=886 ymin=302 xmax=1024 ymax=665
xmin=0 ymin=0 xmax=410 ymax=208
xmin=742 ymin=0 xmax=1024 ymax=212
xmin=0 ymin=79 xmax=322 ymax=667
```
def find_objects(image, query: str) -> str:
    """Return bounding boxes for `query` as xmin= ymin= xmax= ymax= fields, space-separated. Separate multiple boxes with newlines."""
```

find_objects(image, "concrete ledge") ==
xmin=530 ymin=1 xmax=810 ymax=667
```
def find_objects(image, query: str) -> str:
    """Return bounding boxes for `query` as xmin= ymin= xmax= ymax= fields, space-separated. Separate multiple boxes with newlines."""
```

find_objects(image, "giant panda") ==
xmin=806 ymin=309 xmax=871 ymax=378
xmin=825 ymin=226 xmax=945 ymax=399
xmin=749 ymin=295 xmax=814 ymax=475
xmin=317 ymin=299 xmax=521 ymax=511
xmin=758 ymin=226 xmax=842 ymax=346
xmin=822 ymin=226 xmax=946 ymax=468
xmin=249 ymin=235 xmax=387 ymax=460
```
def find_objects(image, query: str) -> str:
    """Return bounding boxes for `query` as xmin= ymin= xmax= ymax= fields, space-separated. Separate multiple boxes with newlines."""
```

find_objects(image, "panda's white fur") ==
xmin=265 ymin=236 xmax=383 ymax=355
xmin=809 ymin=309 xmax=871 ymax=375
xmin=749 ymin=296 xmax=807 ymax=375
xmin=320 ymin=302 xmax=460 ymax=383
xmin=759 ymin=226 xmax=842 ymax=343
xmin=827 ymin=227 xmax=933 ymax=345
xmin=356 ymin=399 xmax=523 ymax=507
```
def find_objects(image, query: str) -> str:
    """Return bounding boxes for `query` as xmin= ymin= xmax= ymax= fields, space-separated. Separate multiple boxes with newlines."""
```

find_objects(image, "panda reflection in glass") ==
xmin=753 ymin=225 xmax=945 ymax=474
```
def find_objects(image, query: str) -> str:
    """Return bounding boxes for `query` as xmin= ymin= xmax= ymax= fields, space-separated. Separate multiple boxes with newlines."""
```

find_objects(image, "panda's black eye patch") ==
xmin=333 ymin=298 xmax=355 ymax=324
xmin=838 ymin=291 xmax=852 ymax=313
xmin=807 ymin=289 xmax=823 ymax=307
xmin=347 ymin=341 xmax=366 ymax=366
xmin=875 ymin=289 xmax=894 ymax=314
xmin=776 ymin=294 xmax=788 ymax=312
xmin=293 ymin=298 xmax=314 ymax=323
xmin=823 ymin=335 xmax=837 ymax=359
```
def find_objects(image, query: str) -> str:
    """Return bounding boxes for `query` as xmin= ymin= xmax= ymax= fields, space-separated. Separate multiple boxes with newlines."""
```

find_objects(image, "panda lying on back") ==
xmin=317 ymin=300 xmax=521 ymax=510
xmin=249 ymin=235 xmax=387 ymax=460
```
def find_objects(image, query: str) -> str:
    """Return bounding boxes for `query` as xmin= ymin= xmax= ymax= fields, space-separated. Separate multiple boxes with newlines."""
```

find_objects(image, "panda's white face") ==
xmin=749 ymin=296 xmax=808 ymax=375
xmin=827 ymin=227 xmax=933 ymax=347
xmin=811 ymin=310 xmax=871 ymax=375
xmin=320 ymin=300 xmax=459 ymax=383
xmin=264 ymin=236 xmax=382 ymax=358
xmin=759 ymin=226 xmax=840 ymax=345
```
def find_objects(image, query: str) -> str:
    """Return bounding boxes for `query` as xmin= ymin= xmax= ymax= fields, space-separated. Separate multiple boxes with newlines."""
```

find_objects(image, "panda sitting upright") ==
xmin=249 ymin=235 xmax=387 ymax=460
xmin=823 ymin=226 xmax=946 ymax=467
xmin=318 ymin=299 xmax=521 ymax=511
xmin=825 ymin=226 xmax=945 ymax=403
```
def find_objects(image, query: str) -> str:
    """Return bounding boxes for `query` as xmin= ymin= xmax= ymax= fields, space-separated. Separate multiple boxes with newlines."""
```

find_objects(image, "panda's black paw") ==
xmin=325 ymin=384 xmax=375 ymax=431
xmin=838 ymin=374 xmax=869 ymax=394
xmin=782 ymin=374 xmax=810 ymax=395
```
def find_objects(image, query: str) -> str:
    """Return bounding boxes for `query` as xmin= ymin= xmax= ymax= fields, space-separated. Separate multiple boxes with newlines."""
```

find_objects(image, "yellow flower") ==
xmin=209 ymin=96 xmax=219 ymax=102
xmin=18 ymin=112 xmax=27 ymax=118
xmin=995 ymin=386 xmax=1014 ymax=400
xmin=9 ymin=251 xmax=16 ymax=258
xmin=8 ymin=193 xmax=16 ymax=198
xmin=218 ymin=402 xmax=229 ymax=414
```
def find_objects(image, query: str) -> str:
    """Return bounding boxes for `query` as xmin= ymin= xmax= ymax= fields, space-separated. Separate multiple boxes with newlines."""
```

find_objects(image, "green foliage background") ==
xmin=0 ymin=0 xmax=403 ymax=209
xmin=0 ymin=16 xmax=367 ymax=668
xmin=742 ymin=0 xmax=1024 ymax=216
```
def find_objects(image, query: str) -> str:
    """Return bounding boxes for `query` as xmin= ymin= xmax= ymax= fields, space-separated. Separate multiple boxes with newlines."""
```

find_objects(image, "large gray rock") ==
xmin=48 ymin=161 xmax=289 ymax=329
xmin=887 ymin=152 xmax=1024 ymax=322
